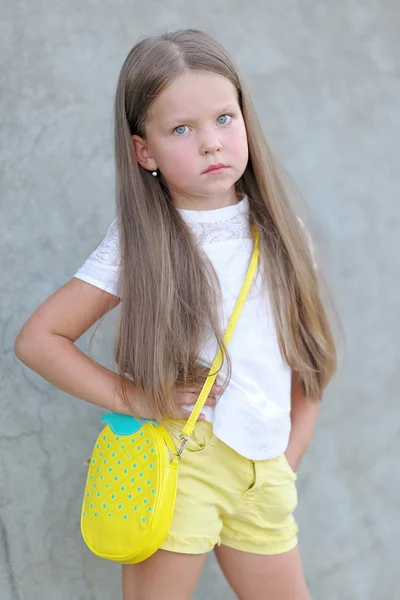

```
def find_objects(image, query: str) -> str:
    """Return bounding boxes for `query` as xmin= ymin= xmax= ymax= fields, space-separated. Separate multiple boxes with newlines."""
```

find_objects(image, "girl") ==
xmin=15 ymin=29 xmax=337 ymax=600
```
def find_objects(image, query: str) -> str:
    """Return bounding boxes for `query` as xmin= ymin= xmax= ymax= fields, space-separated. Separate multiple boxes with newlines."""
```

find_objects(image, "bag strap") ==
xmin=177 ymin=224 xmax=260 ymax=451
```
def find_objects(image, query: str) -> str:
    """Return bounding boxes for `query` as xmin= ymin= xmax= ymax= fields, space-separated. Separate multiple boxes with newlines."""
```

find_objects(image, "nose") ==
xmin=199 ymin=129 xmax=222 ymax=155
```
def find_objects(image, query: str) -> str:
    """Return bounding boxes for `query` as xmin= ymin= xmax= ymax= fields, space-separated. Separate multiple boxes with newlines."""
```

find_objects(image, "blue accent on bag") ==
xmin=101 ymin=413 xmax=158 ymax=435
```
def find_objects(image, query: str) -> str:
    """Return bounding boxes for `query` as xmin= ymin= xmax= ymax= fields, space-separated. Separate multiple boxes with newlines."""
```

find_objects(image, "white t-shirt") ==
xmin=74 ymin=195 xmax=315 ymax=460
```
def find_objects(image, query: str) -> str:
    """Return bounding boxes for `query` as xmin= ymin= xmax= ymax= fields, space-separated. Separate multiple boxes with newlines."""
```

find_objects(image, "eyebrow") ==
xmin=164 ymin=105 xmax=239 ymax=127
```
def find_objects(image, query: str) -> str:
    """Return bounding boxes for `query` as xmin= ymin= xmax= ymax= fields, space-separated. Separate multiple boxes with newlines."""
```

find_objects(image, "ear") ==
xmin=132 ymin=135 xmax=158 ymax=172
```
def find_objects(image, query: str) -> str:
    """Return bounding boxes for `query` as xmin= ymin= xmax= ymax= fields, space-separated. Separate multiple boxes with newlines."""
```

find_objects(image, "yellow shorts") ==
xmin=159 ymin=419 xmax=299 ymax=556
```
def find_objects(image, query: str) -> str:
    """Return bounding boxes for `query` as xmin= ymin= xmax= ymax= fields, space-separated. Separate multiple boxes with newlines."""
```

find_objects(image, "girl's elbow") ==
xmin=14 ymin=325 xmax=40 ymax=365
xmin=14 ymin=331 xmax=29 ymax=363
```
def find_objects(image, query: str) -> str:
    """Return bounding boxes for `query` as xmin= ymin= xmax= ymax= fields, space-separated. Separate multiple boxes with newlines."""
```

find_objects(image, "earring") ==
xmin=151 ymin=170 xmax=158 ymax=177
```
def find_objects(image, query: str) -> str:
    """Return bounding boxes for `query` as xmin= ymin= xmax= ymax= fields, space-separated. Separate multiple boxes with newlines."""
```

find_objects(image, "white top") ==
xmin=74 ymin=196 xmax=315 ymax=460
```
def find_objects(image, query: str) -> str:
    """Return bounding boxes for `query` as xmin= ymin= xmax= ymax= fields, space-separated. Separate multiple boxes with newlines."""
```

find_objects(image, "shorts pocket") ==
xmin=280 ymin=453 xmax=297 ymax=480
xmin=238 ymin=456 xmax=298 ymax=523
xmin=264 ymin=456 xmax=298 ymax=521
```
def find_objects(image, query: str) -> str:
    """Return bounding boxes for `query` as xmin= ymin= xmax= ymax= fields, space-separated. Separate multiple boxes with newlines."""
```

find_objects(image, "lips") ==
xmin=202 ymin=163 xmax=228 ymax=174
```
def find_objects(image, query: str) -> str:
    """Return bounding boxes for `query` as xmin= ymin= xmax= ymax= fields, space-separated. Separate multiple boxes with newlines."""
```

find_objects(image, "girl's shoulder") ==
xmin=86 ymin=219 xmax=121 ymax=268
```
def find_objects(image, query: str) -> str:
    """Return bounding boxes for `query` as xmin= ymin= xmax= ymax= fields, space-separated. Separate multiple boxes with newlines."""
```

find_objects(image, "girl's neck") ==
xmin=170 ymin=187 xmax=239 ymax=212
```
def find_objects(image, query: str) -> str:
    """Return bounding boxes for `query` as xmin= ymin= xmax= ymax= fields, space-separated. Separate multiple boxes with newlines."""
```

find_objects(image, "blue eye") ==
xmin=174 ymin=125 xmax=189 ymax=135
xmin=217 ymin=114 xmax=232 ymax=125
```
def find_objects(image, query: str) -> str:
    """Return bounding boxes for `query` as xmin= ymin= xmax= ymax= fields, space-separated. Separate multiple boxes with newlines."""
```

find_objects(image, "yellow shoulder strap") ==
xmin=181 ymin=225 xmax=260 ymax=439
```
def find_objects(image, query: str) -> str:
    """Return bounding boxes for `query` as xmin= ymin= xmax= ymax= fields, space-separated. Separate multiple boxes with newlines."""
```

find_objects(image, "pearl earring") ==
xmin=152 ymin=170 xmax=158 ymax=177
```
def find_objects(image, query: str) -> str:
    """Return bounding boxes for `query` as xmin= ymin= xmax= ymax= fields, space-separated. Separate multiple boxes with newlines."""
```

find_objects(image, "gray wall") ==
xmin=1 ymin=2 xmax=399 ymax=599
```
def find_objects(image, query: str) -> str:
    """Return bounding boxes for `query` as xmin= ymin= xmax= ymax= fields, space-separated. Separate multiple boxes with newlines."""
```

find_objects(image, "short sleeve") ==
xmin=297 ymin=217 xmax=317 ymax=270
xmin=73 ymin=219 xmax=122 ymax=297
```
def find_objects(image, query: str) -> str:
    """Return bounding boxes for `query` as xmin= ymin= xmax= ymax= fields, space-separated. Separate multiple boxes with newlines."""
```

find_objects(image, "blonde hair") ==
xmin=112 ymin=29 xmax=337 ymax=420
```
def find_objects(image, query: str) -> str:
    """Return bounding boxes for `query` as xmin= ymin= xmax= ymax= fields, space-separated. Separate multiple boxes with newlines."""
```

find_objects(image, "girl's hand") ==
xmin=171 ymin=383 xmax=222 ymax=420
xmin=116 ymin=380 xmax=222 ymax=421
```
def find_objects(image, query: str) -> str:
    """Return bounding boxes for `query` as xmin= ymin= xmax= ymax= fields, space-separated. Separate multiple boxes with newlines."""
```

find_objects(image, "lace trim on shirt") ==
xmin=188 ymin=212 xmax=252 ymax=245
xmin=85 ymin=214 xmax=317 ymax=270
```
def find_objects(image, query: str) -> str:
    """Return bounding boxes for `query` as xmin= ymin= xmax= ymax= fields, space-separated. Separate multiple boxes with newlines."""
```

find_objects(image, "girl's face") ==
xmin=133 ymin=70 xmax=249 ymax=210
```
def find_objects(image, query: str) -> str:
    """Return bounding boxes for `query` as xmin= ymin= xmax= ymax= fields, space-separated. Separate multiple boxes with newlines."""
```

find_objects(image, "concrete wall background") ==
xmin=1 ymin=1 xmax=399 ymax=599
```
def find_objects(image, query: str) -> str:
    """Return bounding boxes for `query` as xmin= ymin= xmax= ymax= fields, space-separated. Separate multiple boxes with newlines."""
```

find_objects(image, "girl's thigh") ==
xmin=122 ymin=549 xmax=208 ymax=600
xmin=214 ymin=544 xmax=311 ymax=600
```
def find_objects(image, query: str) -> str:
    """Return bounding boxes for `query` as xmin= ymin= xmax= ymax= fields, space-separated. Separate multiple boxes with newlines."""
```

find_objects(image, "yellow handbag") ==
xmin=81 ymin=226 xmax=259 ymax=564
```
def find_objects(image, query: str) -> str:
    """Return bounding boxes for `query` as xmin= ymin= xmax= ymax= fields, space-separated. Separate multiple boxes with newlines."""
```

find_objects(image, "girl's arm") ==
xmin=14 ymin=278 xmax=140 ymax=415
xmin=285 ymin=372 xmax=321 ymax=472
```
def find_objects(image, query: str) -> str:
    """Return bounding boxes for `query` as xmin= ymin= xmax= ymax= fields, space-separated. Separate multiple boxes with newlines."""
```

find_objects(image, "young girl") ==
xmin=15 ymin=29 xmax=336 ymax=600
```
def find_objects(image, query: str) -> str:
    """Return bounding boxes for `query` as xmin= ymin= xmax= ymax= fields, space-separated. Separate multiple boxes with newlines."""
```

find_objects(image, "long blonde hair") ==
xmin=113 ymin=29 xmax=337 ymax=420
